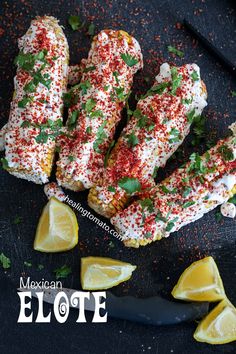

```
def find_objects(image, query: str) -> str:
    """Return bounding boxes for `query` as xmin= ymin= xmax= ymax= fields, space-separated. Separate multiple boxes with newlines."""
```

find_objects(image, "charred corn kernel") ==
xmin=56 ymin=29 xmax=143 ymax=191
xmin=111 ymin=126 xmax=236 ymax=248
xmin=88 ymin=63 xmax=208 ymax=218
xmin=4 ymin=16 xmax=69 ymax=184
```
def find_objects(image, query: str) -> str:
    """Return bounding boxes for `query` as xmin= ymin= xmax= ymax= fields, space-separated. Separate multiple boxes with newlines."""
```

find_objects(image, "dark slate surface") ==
xmin=0 ymin=0 xmax=236 ymax=353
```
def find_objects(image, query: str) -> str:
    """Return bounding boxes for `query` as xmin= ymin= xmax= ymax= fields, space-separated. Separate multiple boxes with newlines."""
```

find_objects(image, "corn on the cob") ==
xmin=111 ymin=125 xmax=236 ymax=248
xmin=56 ymin=29 xmax=143 ymax=191
xmin=3 ymin=16 xmax=69 ymax=184
xmin=88 ymin=63 xmax=207 ymax=218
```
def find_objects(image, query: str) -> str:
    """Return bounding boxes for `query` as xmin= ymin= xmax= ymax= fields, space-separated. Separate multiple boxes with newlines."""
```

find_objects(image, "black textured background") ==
xmin=0 ymin=1 xmax=236 ymax=353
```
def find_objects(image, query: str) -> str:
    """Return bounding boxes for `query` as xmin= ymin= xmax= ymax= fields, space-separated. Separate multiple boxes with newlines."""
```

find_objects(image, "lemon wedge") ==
xmin=34 ymin=197 xmax=78 ymax=252
xmin=81 ymin=256 xmax=136 ymax=290
xmin=194 ymin=298 xmax=236 ymax=344
xmin=171 ymin=256 xmax=226 ymax=302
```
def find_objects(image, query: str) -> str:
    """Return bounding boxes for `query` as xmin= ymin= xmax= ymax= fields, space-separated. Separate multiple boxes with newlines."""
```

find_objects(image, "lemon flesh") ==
xmin=194 ymin=298 xmax=236 ymax=344
xmin=171 ymin=256 xmax=225 ymax=302
xmin=34 ymin=197 xmax=78 ymax=252
xmin=81 ymin=256 xmax=136 ymax=290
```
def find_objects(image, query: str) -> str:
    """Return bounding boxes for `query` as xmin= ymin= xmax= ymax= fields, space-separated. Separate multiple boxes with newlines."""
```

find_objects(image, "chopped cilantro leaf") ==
xmin=0 ymin=253 xmax=11 ymax=269
xmin=126 ymin=131 xmax=139 ymax=147
xmin=88 ymin=23 xmax=95 ymax=36
xmin=54 ymin=265 xmax=72 ymax=280
xmin=231 ymin=91 xmax=236 ymax=97
xmin=108 ymin=186 xmax=116 ymax=193
xmin=84 ymin=65 xmax=96 ymax=73
xmin=13 ymin=216 xmax=22 ymax=225
xmin=68 ymin=15 xmax=82 ymax=31
xmin=1 ymin=158 xmax=9 ymax=170
xmin=139 ymin=198 xmax=154 ymax=213
xmin=24 ymin=261 xmax=32 ymax=267
xmin=182 ymin=186 xmax=192 ymax=198
xmin=85 ymin=98 xmax=96 ymax=113
xmin=182 ymin=201 xmax=195 ymax=208
xmin=68 ymin=110 xmax=79 ymax=130
xmin=161 ymin=185 xmax=177 ymax=194
xmin=93 ymin=121 xmax=107 ymax=153
xmin=165 ymin=217 xmax=178 ymax=232
xmin=37 ymin=264 xmax=44 ymax=270
xmin=152 ymin=166 xmax=159 ymax=179
xmin=217 ymin=145 xmax=234 ymax=161
xmin=167 ymin=45 xmax=184 ymax=58
xmin=155 ymin=210 xmax=168 ymax=223
xmin=113 ymin=71 xmax=119 ymax=84
xmin=104 ymin=140 xmax=115 ymax=167
xmin=86 ymin=126 xmax=92 ymax=134
xmin=121 ymin=53 xmax=138 ymax=67
xmin=186 ymin=109 xmax=196 ymax=123
xmin=144 ymin=232 xmax=152 ymax=239
xmin=191 ymin=70 xmax=199 ymax=81
xmin=228 ymin=195 xmax=236 ymax=204
xmin=68 ymin=155 xmax=75 ymax=162
xmin=169 ymin=127 xmax=181 ymax=144
xmin=118 ymin=177 xmax=141 ymax=194
xmin=18 ymin=97 xmax=32 ymax=108
xmin=170 ymin=67 xmax=182 ymax=95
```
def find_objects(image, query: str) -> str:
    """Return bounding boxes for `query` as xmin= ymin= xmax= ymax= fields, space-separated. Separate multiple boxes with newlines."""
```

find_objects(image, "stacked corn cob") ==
xmin=88 ymin=63 xmax=207 ymax=218
xmin=111 ymin=125 xmax=236 ymax=247
xmin=3 ymin=16 xmax=69 ymax=184
xmin=56 ymin=30 xmax=143 ymax=191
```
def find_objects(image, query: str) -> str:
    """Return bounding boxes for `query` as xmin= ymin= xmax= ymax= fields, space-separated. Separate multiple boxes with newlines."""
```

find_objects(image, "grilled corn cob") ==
xmin=3 ymin=16 xmax=69 ymax=184
xmin=111 ymin=124 xmax=236 ymax=248
xmin=56 ymin=29 xmax=143 ymax=191
xmin=88 ymin=63 xmax=207 ymax=218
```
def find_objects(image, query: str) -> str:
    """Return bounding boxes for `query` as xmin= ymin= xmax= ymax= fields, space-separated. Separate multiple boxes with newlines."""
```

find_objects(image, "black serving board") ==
xmin=0 ymin=1 xmax=236 ymax=353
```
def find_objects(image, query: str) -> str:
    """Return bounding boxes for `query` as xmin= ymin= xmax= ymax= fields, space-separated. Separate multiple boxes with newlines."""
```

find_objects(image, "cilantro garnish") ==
xmin=68 ymin=155 xmax=75 ymax=162
xmin=113 ymin=86 xmax=127 ymax=101
xmin=108 ymin=186 xmax=116 ymax=193
xmin=54 ymin=265 xmax=72 ymax=280
xmin=182 ymin=186 xmax=192 ymax=198
xmin=1 ymin=158 xmax=9 ymax=170
xmin=160 ymin=185 xmax=177 ymax=194
xmin=191 ymin=70 xmax=199 ymax=81
xmin=18 ymin=97 xmax=32 ymax=108
xmin=118 ymin=177 xmax=141 ymax=194
xmin=88 ymin=23 xmax=95 ymax=36
xmin=182 ymin=201 xmax=195 ymax=209
xmin=0 ymin=253 xmax=11 ymax=269
xmin=79 ymin=80 xmax=91 ymax=95
xmin=169 ymin=127 xmax=181 ymax=144
xmin=170 ymin=67 xmax=182 ymax=95
xmin=152 ymin=166 xmax=159 ymax=179
xmin=90 ymin=110 xmax=103 ymax=118
xmin=143 ymin=82 xmax=170 ymax=99
xmin=191 ymin=115 xmax=206 ymax=146
xmin=133 ymin=109 xmax=149 ymax=128
xmin=126 ymin=131 xmax=139 ymax=147
xmin=228 ymin=195 xmax=236 ymax=204
xmin=181 ymin=97 xmax=193 ymax=105
xmin=139 ymin=198 xmax=154 ymax=213
xmin=215 ymin=210 xmax=223 ymax=222
xmin=13 ymin=216 xmax=22 ymax=225
xmin=155 ymin=210 xmax=168 ymax=223
xmin=167 ymin=45 xmax=184 ymax=58
xmin=68 ymin=110 xmax=79 ymax=130
xmin=24 ymin=261 xmax=32 ymax=267
xmin=86 ymin=126 xmax=92 ymax=134
xmin=37 ymin=264 xmax=44 ymax=270
xmin=68 ymin=15 xmax=83 ymax=31
xmin=113 ymin=71 xmax=119 ymax=84
xmin=104 ymin=140 xmax=115 ymax=167
xmin=186 ymin=109 xmax=196 ymax=123
xmin=84 ymin=65 xmax=96 ymax=73
xmin=231 ymin=91 xmax=236 ymax=97
xmin=144 ymin=232 xmax=152 ymax=239
xmin=217 ymin=145 xmax=234 ymax=161
xmin=85 ymin=98 xmax=96 ymax=113
xmin=165 ymin=217 xmax=178 ymax=232
xmin=93 ymin=121 xmax=107 ymax=153
xmin=121 ymin=53 xmax=138 ymax=67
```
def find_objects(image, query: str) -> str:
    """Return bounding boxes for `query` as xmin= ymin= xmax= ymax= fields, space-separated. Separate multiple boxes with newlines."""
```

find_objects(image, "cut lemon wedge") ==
xmin=171 ymin=256 xmax=226 ymax=302
xmin=81 ymin=256 xmax=136 ymax=290
xmin=194 ymin=298 xmax=236 ymax=344
xmin=34 ymin=197 xmax=78 ymax=252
